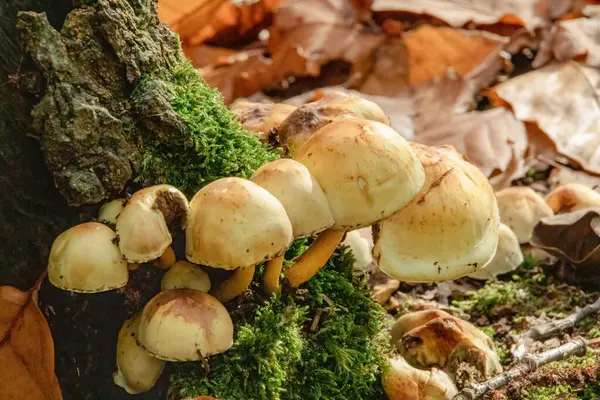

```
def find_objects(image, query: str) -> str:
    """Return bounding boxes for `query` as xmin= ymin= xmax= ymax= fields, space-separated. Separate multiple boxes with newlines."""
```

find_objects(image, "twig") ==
xmin=311 ymin=309 xmax=323 ymax=332
xmin=453 ymin=337 xmax=588 ymax=400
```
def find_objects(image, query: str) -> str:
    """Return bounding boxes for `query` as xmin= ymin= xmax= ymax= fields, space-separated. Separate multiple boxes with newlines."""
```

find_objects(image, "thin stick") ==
xmin=453 ymin=337 xmax=588 ymax=400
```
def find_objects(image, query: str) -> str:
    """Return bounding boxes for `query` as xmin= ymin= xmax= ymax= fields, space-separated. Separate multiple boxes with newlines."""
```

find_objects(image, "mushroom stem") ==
xmin=264 ymin=255 xmax=284 ymax=295
xmin=211 ymin=264 xmax=256 ymax=302
xmin=284 ymin=229 xmax=345 ymax=287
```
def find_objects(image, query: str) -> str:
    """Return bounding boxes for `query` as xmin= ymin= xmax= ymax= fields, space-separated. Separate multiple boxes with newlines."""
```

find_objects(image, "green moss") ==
xmin=169 ymin=244 xmax=388 ymax=400
xmin=518 ymin=384 xmax=575 ymax=400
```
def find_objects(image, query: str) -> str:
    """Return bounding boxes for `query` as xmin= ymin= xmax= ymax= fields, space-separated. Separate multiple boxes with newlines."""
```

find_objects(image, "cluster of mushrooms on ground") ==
xmin=46 ymin=91 xmax=593 ymax=399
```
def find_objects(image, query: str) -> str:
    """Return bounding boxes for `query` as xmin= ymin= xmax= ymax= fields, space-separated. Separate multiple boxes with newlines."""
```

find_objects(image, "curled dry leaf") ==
xmin=534 ymin=18 xmax=600 ymax=68
xmin=531 ymin=207 xmax=600 ymax=267
xmin=490 ymin=61 xmax=600 ymax=175
xmin=0 ymin=278 xmax=62 ymax=400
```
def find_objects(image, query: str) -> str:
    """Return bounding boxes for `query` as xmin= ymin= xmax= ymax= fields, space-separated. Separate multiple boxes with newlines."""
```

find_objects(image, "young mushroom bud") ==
xmin=137 ymin=289 xmax=234 ymax=361
xmin=545 ymin=183 xmax=600 ymax=214
xmin=496 ymin=186 xmax=553 ymax=243
xmin=161 ymin=261 xmax=211 ymax=293
xmin=152 ymin=246 xmax=177 ymax=270
xmin=383 ymin=356 xmax=458 ymax=400
xmin=116 ymin=185 xmax=189 ymax=263
xmin=286 ymin=119 xmax=425 ymax=287
xmin=250 ymin=159 xmax=335 ymax=294
xmin=48 ymin=222 xmax=128 ymax=293
xmin=186 ymin=177 xmax=293 ymax=301
xmin=468 ymin=223 xmax=523 ymax=280
xmin=230 ymin=101 xmax=297 ymax=142
xmin=278 ymin=91 xmax=391 ymax=153
xmin=98 ymin=198 xmax=126 ymax=225
xmin=374 ymin=144 xmax=500 ymax=282
xmin=113 ymin=314 xmax=165 ymax=394
xmin=342 ymin=228 xmax=374 ymax=273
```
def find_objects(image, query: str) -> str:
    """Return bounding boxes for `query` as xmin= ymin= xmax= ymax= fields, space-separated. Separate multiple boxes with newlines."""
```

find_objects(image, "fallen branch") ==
xmin=453 ymin=337 xmax=589 ymax=400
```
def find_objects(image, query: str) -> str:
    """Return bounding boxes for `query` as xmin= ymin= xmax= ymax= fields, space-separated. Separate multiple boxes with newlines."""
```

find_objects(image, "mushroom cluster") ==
xmin=46 ymin=91 xmax=503 ymax=395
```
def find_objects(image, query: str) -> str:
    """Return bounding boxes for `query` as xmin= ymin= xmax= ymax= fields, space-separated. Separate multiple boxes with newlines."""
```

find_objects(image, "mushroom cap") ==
xmin=545 ymin=183 xmax=600 ymax=214
xmin=250 ymin=159 xmax=334 ymax=238
xmin=48 ymin=222 xmax=128 ymax=293
xmin=383 ymin=357 xmax=457 ymax=400
xmin=279 ymin=91 xmax=391 ymax=151
xmin=468 ymin=223 xmax=523 ymax=280
xmin=98 ymin=198 xmax=126 ymax=225
xmin=230 ymin=101 xmax=296 ymax=141
xmin=116 ymin=185 xmax=189 ymax=263
xmin=185 ymin=177 xmax=293 ymax=270
xmin=137 ymin=289 xmax=234 ymax=361
xmin=374 ymin=144 xmax=500 ymax=282
xmin=161 ymin=261 xmax=211 ymax=292
xmin=496 ymin=186 xmax=553 ymax=243
xmin=113 ymin=314 xmax=165 ymax=395
xmin=391 ymin=309 xmax=451 ymax=349
xmin=295 ymin=119 xmax=425 ymax=230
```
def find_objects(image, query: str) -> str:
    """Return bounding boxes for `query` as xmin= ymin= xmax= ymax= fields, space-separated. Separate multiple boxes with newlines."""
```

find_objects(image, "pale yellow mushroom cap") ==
xmin=230 ymin=101 xmax=296 ymax=141
xmin=279 ymin=91 xmax=391 ymax=152
xmin=137 ymin=289 xmax=234 ymax=361
xmin=116 ymin=185 xmax=189 ymax=263
xmin=383 ymin=357 xmax=458 ymax=400
xmin=113 ymin=314 xmax=165 ymax=394
xmin=468 ymin=223 xmax=523 ymax=280
xmin=161 ymin=261 xmax=211 ymax=292
xmin=295 ymin=119 xmax=425 ymax=230
xmin=186 ymin=177 xmax=293 ymax=270
xmin=374 ymin=144 xmax=500 ymax=282
xmin=496 ymin=186 xmax=553 ymax=243
xmin=98 ymin=198 xmax=126 ymax=225
xmin=545 ymin=183 xmax=600 ymax=214
xmin=48 ymin=222 xmax=128 ymax=293
xmin=250 ymin=159 xmax=334 ymax=238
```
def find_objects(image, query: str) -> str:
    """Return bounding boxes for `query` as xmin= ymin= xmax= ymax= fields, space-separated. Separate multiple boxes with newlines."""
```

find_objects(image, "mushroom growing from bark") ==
xmin=545 ymin=183 xmax=600 ymax=214
xmin=496 ymin=186 xmax=553 ymax=243
xmin=230 ymin=101 xmax=297 ymax=142
xmin=383 ymin=356 xmax=458 ymax=400
xmin=186 ymin=177 xmax=293 ymax=301
xmin=116 ymin=184 xmax=189 ymax=263
xmin=48 ymin=222 xmax=128 ymax=293
xmin=250 ymin=158 xmax=335 ymax=294
xmin=113 ymin=314 xmax=165 ymax=394
xmin=137 ymin=289 xmax=234 ymax=361
xmin=161 ymin=261 xmax=211 ymax=293
xmin=98 ymin=198 xmax=126 ymax=225
xmin=278 ymin=91 xmax=391 ymax=153
xmin=468 ymin=223 xmax=523 ymax=280
xmin=374 ymin=144 xmax=500 ymax=282
xmin=286 ymin=119 xmax=425 ymax=287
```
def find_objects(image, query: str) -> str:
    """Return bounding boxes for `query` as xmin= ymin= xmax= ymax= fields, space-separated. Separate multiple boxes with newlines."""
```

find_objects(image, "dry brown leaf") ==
xmin=534 ymin=18 xmax=600 ymax=67
xmin=531 ymin=207 xmax=600 ymax=266
xmin=548 ymin=165 xmax=600 ymax=190
xmin=372 ymin=279 xmax=400 ymax=305
xmin=0 ymin=277 xmax=62 ymax=400
xmin=490 ymin=61 xmax=600 ymax=175
xmin=584 ymin=5 xmax=600 ymax=18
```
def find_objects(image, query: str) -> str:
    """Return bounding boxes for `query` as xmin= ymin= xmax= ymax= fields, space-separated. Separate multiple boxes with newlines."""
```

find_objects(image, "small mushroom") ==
xmin=374 ymin=144 xmax=500 ymax=282
xmin=250 ymin=159 xmax=335 ymax=294
xmin=278 ymin=91 xmax=391 ymax=153
xmin=496 ymin=187 xmax=553 ymax=243
xmin=161 ymin=261 xmax=211 ymax=292
xmin=136 ymin=289 xmax=234 ymax=361
xmin=116 ymin=185 xmax=189 ymax=263
xmin=468 ymin=223 xmax=523 ymax=280
xmin=341 ymin=228 xmax=374 ymax=273
xmin=113 ymin=314 xmax=165 ymax=394
xmin=98 ymin=198 xmax=126 ymax=225
xmin=545 ymin=183 xmax=600 ymax=214
xmin=152 ymin=246 xmax=176 ymax=270
xmin=186 ymin=177 xmax=293 ymax=301
xmin=48 ymin=222 xmax=128 ymax=293
xmin=230 ymin=101 xmax=297 ymax=142
xmin=391 ymin=309 xmax=450 ymax=348
xmin=383 ymin=356 xmax=458 ymax=400
xmin=285 ymin=119 xmax=425 ymax=287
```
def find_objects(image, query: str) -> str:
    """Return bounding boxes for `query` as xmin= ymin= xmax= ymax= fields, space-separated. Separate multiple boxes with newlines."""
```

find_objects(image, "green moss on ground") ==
xmin=169 ymin=245 xmax=389 ymax=400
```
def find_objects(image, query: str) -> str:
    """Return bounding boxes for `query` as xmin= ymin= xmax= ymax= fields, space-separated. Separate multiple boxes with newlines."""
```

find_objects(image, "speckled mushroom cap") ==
xmin=136 ymin=289 xmax=234 ymax=361
xmin=250 ymin=159 xmax=334 ymax=238
xmin=468 ymin=223 xmax=523 ymax=280
xmin=495 ymin=186 xmax=553 ymax=243
xmin=374 ymin=143 xmax=500 ymax=282
xmin=185 ymin=177 xmax=293 ymax=270
xmin=48 ymin=222 xmax=128 ymax=293
xmin=230 ymin=101 xmax=296 ymax=141
xmin=294 ymin=119 xmax=425 ymax=231
xmin=116 ymin=185 xmax=189 ymax=263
